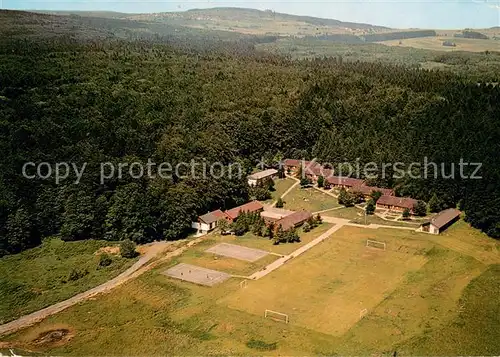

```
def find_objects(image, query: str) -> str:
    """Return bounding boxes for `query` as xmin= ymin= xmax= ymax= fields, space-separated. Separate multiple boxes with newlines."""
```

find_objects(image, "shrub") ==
xmin=366 ymin=200 xmax=375 ymax=215
xmin=275 ymin=198 xmax=284 ymax=208
xmin=98 ymin=253 xmax=112 ymax=267
xmin=120 ymin=239 xmax=138 ymax=258
xmin=317 ymin=175 xmax=325 ymax=188
xmin=68 ymin=268 xmax=89 ymax=282
xmin=413 ymin=201 xmax=427 ymax=217
xmin=246 ymin=339 xmax=277 ymax=351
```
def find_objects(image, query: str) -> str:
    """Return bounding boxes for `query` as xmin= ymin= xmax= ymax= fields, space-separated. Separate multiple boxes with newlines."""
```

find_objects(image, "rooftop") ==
xmin=429 ymin=208 xmax=461 ymax=229
xmin=275 ymin=210 xmax=312 ymax=231
xmin=198 ymin=210 xmax=228 ymax=224
xmin=377 ymin=195 xmax=418 ymax=209
xmin=327 ymin=176 xmax=365 ymax=187
xmin=248 ymin=169 xmax=278 ymax=180
xmin=225 ymin=200 xmax=264 ymax=220
xmin=353 ymin=184 xmax=394 ymax=196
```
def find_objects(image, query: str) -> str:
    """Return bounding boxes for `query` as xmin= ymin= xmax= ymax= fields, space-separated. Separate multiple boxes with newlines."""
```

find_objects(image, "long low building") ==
xmin=247 ymin=169 xmax=278 ymax=187
xmin=274 ymin=210 xmax=312 ymax=231
xmin=327 ymin=176 xmax=365 ymax=188
xmin=282 ymin=159 xmax=322 ymax=175
xmin=192 ymin=201 xmax=264 ymax=234
xmin=352 ymin=184 xmax=395 ymax=199
xmin=225 ymin=200 xmax=264 ymax=221
xmin=376 ymin=195 xmax=418 ymax=213
xmin=420 ymin=208 xmax=461 ymax=234
xmin=260 ymin=207 xmax=295 ymax=223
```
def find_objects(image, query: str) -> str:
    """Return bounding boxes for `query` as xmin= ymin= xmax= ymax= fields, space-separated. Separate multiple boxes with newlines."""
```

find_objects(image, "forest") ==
xmin=1 ymin=16 xmax=500 ymax=256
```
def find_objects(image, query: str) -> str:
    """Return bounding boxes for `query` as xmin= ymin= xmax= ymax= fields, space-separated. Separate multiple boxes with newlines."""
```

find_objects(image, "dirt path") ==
xmin=271 ymin=179 xmax=300 ymax=207
xmin=248 ymin=220 xmax=350 ymax=280
xmin=0 ymin=236 xmax=208 ymax=337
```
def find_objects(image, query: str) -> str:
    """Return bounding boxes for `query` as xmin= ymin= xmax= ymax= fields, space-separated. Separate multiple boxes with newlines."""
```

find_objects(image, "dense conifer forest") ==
xmin=1 ymin=13 xmax=500 ymax=256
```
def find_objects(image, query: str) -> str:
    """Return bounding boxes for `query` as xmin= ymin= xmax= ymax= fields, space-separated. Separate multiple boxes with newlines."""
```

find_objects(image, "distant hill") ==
xmin=2 ymin=8 xmax=497 ymax=54
xmin=32 ymin=10 xmax=132 ymax=18
xmin=0 ymin=9 xmax=254 ymax=43
xmin=126 ymin=7 xmax=391 ymax=36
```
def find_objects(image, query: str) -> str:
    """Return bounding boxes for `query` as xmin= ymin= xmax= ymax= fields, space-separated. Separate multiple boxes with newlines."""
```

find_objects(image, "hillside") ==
xmin=22 ymin=7 xmax=500 ymax=54
xmin=127 ymin=7 xmax=391 ymax=36
xmin=0 ymin=10 xmax=254 ymax=44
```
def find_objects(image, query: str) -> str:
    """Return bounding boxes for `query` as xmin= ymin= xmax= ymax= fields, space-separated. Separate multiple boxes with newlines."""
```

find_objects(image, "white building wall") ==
xmin=429 ymin=224 xmax=440 ymax=235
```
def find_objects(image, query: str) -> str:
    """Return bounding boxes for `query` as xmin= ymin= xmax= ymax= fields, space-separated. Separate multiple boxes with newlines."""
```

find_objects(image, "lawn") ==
xmin=0 ymin=238 xmax=137 ymax=324
xmin=3 ymin=265 xmax=342 ymax=356
xmin=398 ymin=264 xmax=500 ymax=356
xmin=423 ymin=220 xmax=500 ymax=265
xmin=265 ymin=177 xmax=296 ymax=204
xmin=229 ymin=223 xmax=334 ymax=255
xmin=3 ymin=223 xmax=499 ymax=356
xmin=323 ymin=206 xmax=421 ymax=227
xmin=281 ymin=186 xmax=340 ymax=213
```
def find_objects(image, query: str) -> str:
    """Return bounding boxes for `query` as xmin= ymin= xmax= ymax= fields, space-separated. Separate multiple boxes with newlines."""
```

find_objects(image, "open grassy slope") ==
xmin=3 ymin=222 xmax=499 ymax=355
xmin=0 ymin=238 xmax=136 ymax=324
xmin=381 ymin=36 xmax=500 ymax=53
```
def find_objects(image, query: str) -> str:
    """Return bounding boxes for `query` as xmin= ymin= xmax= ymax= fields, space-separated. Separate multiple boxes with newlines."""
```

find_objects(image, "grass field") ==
xmin=265 ymin=177 xmax=296 ymax=204
xmin=380 ymin=36 xmax=500 ymax=53
xmin=221 ymin=226 xmax=430 ymax=336
xmin=323 ymin=206 xmax=421 ymax=227
xmin=3 ymin=220 xmax=499 ymax=355
xmin=398 ymin=264 xmax=500 ymax=356
xmin=0 ymin=238 xmax=136 ymax=324
xmin=174 ymin=223 xmax=334 ymax=275
xmin=281 ymin=186 xmax=340 ymax=213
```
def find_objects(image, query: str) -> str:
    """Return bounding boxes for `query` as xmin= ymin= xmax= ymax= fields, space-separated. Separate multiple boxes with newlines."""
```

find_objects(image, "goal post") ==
xmin=239 ymin=279 xmax=248 ymax=288
xmin=265 ymin=309 xmax=289 ymax=324
xmin=359 ymin=308 xmax=368 ymax=319
xmin=366 ymin=239 xmax=386 ymax=250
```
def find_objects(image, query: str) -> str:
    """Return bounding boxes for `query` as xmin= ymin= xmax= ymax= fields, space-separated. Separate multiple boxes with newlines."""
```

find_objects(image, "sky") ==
xmin=2 ymin=0 xmax=500 ymax=29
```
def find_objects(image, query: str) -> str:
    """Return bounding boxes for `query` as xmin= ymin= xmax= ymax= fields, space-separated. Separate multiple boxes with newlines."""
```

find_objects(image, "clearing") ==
xmin=379 ymin=36 xmax=500 ymax=53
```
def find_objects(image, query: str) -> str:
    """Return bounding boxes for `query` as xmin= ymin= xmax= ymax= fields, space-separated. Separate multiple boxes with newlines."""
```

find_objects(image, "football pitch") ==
xmin=221 ymin=226 xmax=430 ymax=336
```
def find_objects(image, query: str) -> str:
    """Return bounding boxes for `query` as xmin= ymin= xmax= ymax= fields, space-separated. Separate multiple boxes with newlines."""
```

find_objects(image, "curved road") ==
xmin=0 ymin=237 xmax=207 ymax=337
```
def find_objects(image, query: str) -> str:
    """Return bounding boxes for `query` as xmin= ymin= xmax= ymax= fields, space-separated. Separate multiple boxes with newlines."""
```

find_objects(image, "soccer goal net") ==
xmin=366 ymin=239 xmax=386 ymax=250
xmin=239 ymin=280 xmax=248 ymax=288
xmin=359 ymin=308 xmax=368 ymax=319
xmin=265 ymin=309 xmax=289 ymax=324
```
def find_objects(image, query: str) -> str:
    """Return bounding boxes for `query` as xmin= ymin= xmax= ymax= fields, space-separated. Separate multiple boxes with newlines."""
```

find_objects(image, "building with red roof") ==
xmin=352 ymin=184 xmax=395 ymax=200
xmin=274 ymin=210 xmax=312 ymax=232
xmin=192 ymin=209 xmax=230 ymax=234
xmin=224 ymin=201 xmax=264 ymax=222
xmin=326 ymin=176 xmax=365 ymax=188
xmin=376 ymin=195 xmax=418 ymax=213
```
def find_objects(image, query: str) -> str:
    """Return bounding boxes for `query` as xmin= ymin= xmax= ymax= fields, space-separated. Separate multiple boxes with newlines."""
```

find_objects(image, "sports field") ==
xmin=221 ymin=226 xmax=429 ymax=336
xmin=3 ymin=221 xmax=499 ymax=355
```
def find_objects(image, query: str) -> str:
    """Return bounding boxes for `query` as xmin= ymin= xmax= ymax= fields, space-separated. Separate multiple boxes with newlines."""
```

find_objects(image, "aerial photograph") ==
xmin=0 ymin=0 xmax=499 ymax=355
